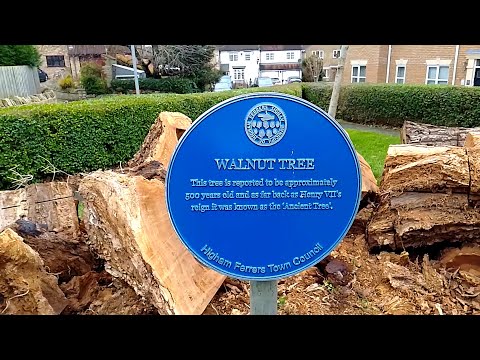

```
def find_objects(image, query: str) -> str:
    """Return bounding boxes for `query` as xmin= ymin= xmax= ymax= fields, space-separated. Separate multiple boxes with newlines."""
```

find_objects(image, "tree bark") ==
xmin=367 ymin=140 xmax=480 ymax=251
xmin=380 ymin=144 xmax=469 ymax=195
xmin=400 ymin=120 xmax=480 ymax=147
xmin=328 ymin=45 xmax=349 ymax=119
xmin=368 ymin=192 xmax=480 ymax=250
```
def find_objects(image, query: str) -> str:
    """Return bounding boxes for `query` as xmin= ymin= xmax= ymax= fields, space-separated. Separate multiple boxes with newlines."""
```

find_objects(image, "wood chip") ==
xmin=225 ymin=283 xmax=241 ymax=294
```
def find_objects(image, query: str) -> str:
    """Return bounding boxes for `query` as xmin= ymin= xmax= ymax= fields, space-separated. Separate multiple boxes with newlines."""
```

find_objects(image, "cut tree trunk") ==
xmin=357 ymin=151 xmax=378 ymax=198
xmin=79 ymin=111 xmax=225 ymax=315
xmin=128 ymin=112 xmax=192 ymax=169
xmin=366 ymin=197 xmax=397 ymax=249
xmin=0 ymin=228 xmax=68 ymax=314
xmin=400 ymin=120 xmax=480 ymax=147
xmin=392 ymin=192 xmax=480 ymax=249
xmin=79 ymin=170 xmax=225 ymax=315
xmin=0 ymin=181 xmax=93 ymax=283
xmin=380 ymin=144 xmax=469 ymax=194
xmin=0 ymin=181 xmax=79 ymax=238
xmin=367 ymin=139 xmax=480 ymax=251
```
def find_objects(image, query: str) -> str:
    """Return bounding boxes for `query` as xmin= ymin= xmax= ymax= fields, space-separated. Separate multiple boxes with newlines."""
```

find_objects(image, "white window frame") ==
xmin=286 ymin=52 xmax=295 ymax=60
xmin=266 ymin=52 xmax=274 ymax=61
xmin=333 ymin=49 xmax=341 ymax=58
xmin=312 ymin=50 xmax=324 ymax=59
xmin=395 ymin=65 xmax=406 ymax=84
xmin=233 ymin=68 xmax=244 ymax=81
xmin=425 ymin=65 xmax=449 ymax=85
xmin=245 ymin=52 xmax=251 ymax=61
xmin=351 ymin=65 xmax=366 ymax=83
xmin=473 ymin=59 xmax=480 ymax=86
xmin=324 ymin=68 xmax=329 ymax=79
xmin=229 ymin=52 xmax=238 ymax=61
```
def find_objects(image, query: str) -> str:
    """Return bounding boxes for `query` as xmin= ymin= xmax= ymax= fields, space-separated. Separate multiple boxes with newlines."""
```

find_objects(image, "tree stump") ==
xmin=367 ymin=141 xmax=480 ymax=251
xmin=79 ymin=112 xmax=226 ymax=314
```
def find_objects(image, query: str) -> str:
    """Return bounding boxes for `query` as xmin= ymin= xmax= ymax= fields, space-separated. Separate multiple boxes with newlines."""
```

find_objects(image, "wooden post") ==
xmin=130 ymin=45 xmax=140 ymax=95
xmin=250 ymin=280 xmax=278 ymax=315
xmin=328 ymin=45 xmax=349 ymax=119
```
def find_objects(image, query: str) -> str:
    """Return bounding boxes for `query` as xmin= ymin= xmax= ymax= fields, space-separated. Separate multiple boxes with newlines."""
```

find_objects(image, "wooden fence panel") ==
xmin=0 ymin=66 xmax=41 ymax=98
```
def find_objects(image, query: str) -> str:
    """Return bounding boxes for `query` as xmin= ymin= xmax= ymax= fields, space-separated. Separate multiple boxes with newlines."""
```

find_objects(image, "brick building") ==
xmin=303 ymin=45 xmax=341 ymax=81
xmin=36 ymin=45 xmax=73 ymax=79
xmin=304 ymin=45 xmax=480 ymax=86
xmin=36 ymin=45 xmax=130 ymax=80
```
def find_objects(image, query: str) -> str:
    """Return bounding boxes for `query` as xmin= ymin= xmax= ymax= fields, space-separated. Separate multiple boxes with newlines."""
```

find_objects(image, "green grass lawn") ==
xmin=346 ymin=129 xmax=401 ymax=181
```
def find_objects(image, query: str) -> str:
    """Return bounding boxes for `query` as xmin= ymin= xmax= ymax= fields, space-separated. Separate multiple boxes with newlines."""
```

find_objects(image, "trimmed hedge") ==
xmin=302 ymin=83 xmax=480 ymax=128
xmin=0 ymin=84 xmax=301 ymax=190
xmin=5 ymin=81 xmax=479 ymax=190
xmin=301 ymin=83 xmax=332 ymax=112
xmin=111 ymin=78 xmax=198 ymax=94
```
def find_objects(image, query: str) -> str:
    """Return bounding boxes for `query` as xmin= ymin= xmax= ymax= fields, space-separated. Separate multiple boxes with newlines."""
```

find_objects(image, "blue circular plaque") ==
xmin=166 ymin=92 xmax=361 ymax=281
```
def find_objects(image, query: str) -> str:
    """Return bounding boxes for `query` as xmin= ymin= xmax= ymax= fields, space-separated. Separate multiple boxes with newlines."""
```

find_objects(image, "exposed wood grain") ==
xmin=0 ymin=182 xmax=79 ymax=238
xmin=79 ymin=112 xmax=225 ymax=315
xmin=380 ymin=144 xmax=469 ymax=194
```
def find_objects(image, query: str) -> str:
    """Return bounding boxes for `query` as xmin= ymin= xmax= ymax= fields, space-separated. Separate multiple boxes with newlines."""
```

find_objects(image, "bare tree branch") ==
xmin=151 ymin=45 xmax=215 ymax=76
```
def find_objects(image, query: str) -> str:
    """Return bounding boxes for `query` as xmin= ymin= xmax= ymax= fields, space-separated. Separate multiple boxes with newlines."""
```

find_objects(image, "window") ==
xmin=351 ymin=65 xmax=366 ymax=83
xmin=233 ymin=68 xmax=244 ymax=81
xmin=286 ymin=52 xmax=294 ymax=60
xmin=245 ymin=52 xmax=251 ymax=61
xmin=312 ymin=50 xmax=324 ymax=59
xmin=229 ymin=52 xmax=238 ymax=61
xmin=395 ymin=65 xmax=406 ymax=84
xmin=323 ymin=68 xmax=329 ymax=79
xmin=426 ymin=65 xmax=448 ymax=84
xmin=46 ymin=55 xmax=65 ymax=67
xmin=333 ymin=49 xmax=341 ymax=58
xmin=266 ymin=53 xmax=274 ymax=61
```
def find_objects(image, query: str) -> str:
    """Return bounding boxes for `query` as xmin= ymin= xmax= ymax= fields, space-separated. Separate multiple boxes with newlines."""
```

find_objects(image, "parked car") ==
xmin=38 ymin=68 xmax=48 ymax=82
xmin=253 ymin=77 xmax=274 ymax=87
xmin=271 ymin=77 xmax=281 ymax=85
xmin=214 ymin=81 xmax=232 ymax=92
xmin=218 ymin=75 xmax=233 ymax=89
xmin=287 ymin=76 xmax=302 ymax=83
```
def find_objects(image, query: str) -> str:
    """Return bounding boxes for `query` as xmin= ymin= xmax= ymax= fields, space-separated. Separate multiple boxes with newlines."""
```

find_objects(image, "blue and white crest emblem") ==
xmin=244 ymin=102 xmax=287 ymax=147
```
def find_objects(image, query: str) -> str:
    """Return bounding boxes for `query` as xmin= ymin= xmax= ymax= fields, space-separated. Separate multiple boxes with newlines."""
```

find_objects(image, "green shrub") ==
xmin=0 ymin=84 xmax=301 ymax=190
xmin=302 ymin=83 xmax=480 ymax=127
xmin=111 ymin=77 xmax=198 ymax=94
xmin=301 ymin=82 xmax=332 ymax=112
xmin=80 ymin=62 xmax=108 ymax=95
xmin=58 ymin=75 xmax=74 ymax=90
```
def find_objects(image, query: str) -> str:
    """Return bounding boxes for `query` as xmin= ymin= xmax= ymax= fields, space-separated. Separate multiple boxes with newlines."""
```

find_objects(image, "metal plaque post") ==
xmin=165 ymin=92 xmax=362 ymax=317
xmin=250 ymin=280 xmax=278 ymax=315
